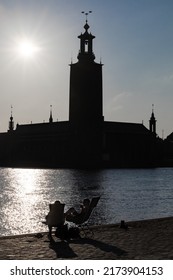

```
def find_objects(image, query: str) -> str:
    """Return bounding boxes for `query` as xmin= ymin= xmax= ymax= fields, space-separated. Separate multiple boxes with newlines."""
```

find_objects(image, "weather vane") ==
xmin=81 ymin=11 xmax=92 ymax=21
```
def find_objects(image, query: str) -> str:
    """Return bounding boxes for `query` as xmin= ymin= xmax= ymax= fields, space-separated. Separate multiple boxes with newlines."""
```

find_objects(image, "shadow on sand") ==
xmin=48 ymin=237 xmax=127 ymax=259
xmin=49 ymin=239 xmax=78 ymax=258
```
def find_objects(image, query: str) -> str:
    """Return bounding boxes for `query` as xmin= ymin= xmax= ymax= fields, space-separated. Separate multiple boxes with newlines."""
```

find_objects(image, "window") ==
xmin=85 ymin=40 xmax=89 ymax=52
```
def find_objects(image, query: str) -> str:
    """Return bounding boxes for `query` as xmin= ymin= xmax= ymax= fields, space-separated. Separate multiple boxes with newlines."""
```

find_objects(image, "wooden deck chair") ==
xmin=45 ymin=200 xmax=65 ymax=239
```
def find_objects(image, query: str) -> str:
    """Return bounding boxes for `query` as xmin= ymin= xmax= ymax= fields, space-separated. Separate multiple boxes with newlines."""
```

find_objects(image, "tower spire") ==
xmin=152 ymin=103 xmax=154 ymax=114
xmin=49 ymin=105 xmax=53 ymax=123
xmin=9 ymin=105 xmax=14 ymax=131
xmin=149 ymin=104 xmax=156 ymax=134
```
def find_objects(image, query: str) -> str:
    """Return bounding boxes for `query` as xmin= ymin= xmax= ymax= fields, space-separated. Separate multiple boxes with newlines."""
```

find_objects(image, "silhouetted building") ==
xmin=0 ymin=20 xmax=163 ymax=168
xmin=163 ymin=132 xmax=173 ymax=166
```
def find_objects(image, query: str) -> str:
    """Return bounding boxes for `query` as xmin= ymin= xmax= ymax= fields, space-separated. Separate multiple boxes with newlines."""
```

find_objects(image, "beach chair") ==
xmin=44 ymin=200 xmax=65 ymax=239
xmin=65 ymin=196 xmax=100 ymax=236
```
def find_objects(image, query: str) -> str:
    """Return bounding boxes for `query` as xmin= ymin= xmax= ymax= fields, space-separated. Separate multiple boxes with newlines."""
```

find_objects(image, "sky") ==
xmin=0 ymin=0 xmax=173 ymax=138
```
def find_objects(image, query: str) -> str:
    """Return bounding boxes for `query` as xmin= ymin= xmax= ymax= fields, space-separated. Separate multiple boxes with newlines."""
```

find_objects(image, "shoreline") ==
xmin=0 ymin=216 xmax=172 ymax=239
xmin=0 ymin=216 xmax=173 ymax=259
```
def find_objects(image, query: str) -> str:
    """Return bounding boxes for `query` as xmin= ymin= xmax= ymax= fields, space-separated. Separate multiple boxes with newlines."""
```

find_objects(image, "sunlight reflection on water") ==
xmin=0 ymin=167 xmax=173 ymax=236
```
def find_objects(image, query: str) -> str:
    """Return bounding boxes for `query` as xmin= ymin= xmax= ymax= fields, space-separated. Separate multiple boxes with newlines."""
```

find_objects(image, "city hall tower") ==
xmin=69 ymin=19 xmax=104 ymax=127
xmin=69 ymin=17 xmax=104 ymax=166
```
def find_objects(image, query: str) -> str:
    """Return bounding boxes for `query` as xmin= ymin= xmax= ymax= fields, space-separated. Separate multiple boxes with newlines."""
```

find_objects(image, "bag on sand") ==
xmin=55 ymin=224 xmax=80 ymax=240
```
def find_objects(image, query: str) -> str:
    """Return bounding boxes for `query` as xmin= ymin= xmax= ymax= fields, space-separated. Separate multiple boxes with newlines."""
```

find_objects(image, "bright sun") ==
xmin=17 ymin=39 xmax=39 ymax=58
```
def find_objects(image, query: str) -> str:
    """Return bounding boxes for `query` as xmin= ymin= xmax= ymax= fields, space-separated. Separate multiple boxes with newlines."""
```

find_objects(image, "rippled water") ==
xmin=0 ymin=167 xmax=173 ymax=236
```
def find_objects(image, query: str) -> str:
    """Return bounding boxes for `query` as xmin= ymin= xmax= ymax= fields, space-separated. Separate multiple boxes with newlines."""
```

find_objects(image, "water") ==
xmin=0 ymin=167 xmax=173 ymax=236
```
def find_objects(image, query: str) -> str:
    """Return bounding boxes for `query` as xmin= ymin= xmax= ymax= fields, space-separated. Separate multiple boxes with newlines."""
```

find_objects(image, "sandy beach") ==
xmin=0 ymin=217 xmax=173 ymax=260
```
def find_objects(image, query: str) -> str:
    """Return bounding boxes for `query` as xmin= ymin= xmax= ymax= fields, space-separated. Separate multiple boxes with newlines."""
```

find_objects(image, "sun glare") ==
xmin=17 ymin=39 xmax=39 ymax=58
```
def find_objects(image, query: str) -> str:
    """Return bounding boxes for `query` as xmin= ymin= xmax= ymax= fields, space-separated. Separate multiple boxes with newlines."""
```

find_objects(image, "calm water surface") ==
xmin=0 ymin=167 xmax=173 ymax=236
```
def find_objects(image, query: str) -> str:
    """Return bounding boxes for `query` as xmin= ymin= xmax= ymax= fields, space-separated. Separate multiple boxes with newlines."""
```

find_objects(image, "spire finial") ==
xmin=81 ymin=11 xmax=92 ymax=31
xmin=49 ymin=105 xmax=53 ymax=123
xmin=152 ymin=103 xmax=154 ymax=113
xmin=81 ymin=10 xmax=92 ymax=22
xmin=10 ymin=105 xmax=13 ymax=122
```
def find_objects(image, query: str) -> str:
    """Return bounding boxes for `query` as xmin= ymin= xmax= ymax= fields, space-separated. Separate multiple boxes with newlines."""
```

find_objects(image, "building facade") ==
xmin=0 ymin=20 xmax=161 ymax=168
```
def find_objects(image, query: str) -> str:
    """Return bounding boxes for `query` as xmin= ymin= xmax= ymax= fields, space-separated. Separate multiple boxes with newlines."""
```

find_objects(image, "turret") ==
xmin=149 ymin=104 xmax=156 ymax=134
xmin=77 ymin=20 xmax=95 ymax=62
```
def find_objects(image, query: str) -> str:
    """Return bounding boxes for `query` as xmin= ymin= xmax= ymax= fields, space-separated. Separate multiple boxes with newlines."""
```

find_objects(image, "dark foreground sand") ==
xmin=0 ymin=217 xmax=173 ymax=260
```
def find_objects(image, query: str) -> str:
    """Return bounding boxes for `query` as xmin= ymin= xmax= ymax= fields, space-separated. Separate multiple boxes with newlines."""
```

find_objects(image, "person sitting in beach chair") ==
xmin=45 ymin=200 xmax=65 ymax=239
xmin=65 ymin=198 xmax=90 ymax=222
xmin=65 ymin=197 xmax=100 ymax=235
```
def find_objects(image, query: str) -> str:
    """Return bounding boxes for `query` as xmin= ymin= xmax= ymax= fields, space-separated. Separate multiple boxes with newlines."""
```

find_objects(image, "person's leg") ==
xmin=48 ymin=225 xmax=52 ymax=240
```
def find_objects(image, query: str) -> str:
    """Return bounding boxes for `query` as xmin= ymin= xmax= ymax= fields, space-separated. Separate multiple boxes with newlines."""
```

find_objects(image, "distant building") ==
xmin=163 ymin=132 xmax=173 ymax=166
xmin=0 ymin=20 xmax=163 ymax=168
